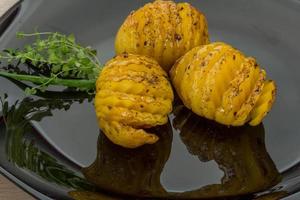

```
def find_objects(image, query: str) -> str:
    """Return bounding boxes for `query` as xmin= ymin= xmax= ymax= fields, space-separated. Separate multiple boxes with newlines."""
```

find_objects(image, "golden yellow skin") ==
xmin=170 ymin=42 xmax=276 ymax=126
xmin=115 ymin=0 xmax=209 ymax=72
xmin=95 ymin=53 xmax=174 ymax=148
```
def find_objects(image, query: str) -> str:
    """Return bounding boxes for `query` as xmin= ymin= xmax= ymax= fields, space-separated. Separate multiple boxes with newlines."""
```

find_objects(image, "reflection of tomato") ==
xmin=82 ymin=123 xmax=173 ymax=198
xmin=172 ymin=105 xmax=281 ymax=198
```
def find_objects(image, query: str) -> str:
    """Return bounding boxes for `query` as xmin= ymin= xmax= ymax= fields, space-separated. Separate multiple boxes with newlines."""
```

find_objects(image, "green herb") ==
xmin=0 ymin=31 xmax=102 ymax=94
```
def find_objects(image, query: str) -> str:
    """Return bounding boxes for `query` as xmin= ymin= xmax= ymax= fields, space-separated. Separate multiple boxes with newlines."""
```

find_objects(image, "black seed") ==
xmin=174 ymin=33 xmax=182 ymax=41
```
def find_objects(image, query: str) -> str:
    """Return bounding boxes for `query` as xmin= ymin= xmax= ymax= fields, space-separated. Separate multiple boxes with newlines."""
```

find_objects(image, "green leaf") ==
xmin=48 ymin=53 xmax=59 ymax=63
xmin=25 ymin=45 xmax=32 ymax=52
xmin=76 ymin=50 xmax=85 ymax=59
xmin=5 ymin=48 xmax=15 ymax=55
xmin=20 ymin=58 xmax=26 ymax=63
xmin=67 ymin=34 xmax=75 ymax=43
xmin=75 ymin=62 xmax=81 ymax=67
xmin=24 ymin=88 xmax=37 ymax=96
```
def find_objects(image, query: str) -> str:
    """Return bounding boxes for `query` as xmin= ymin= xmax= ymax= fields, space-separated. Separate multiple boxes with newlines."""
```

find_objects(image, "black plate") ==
xmin=0 ymin=0 xmax=300 ymax=199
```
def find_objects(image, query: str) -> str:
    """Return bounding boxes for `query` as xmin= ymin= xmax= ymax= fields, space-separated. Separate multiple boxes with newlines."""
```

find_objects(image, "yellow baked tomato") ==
xmin=170 ymin=42 xmax=276 ymax=126
xmin=115 ymin=0 xmax=209 ymax=72
xmin=95 ymin=53 xmax=174 ymax=148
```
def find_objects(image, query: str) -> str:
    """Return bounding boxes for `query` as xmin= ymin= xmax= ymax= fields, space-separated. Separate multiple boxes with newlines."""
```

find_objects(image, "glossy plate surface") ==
xmin=0 ymin=0 xmax=300 ymax=199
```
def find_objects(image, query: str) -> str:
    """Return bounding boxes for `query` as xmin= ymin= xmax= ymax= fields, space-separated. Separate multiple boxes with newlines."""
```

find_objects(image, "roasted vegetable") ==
xmin=170 ymin=42 xmax=276 ymax=126
xmin=115 ymin=0 xmax=209 ymax=72
xmin=94 ymin=53 xmax=174 ymax=148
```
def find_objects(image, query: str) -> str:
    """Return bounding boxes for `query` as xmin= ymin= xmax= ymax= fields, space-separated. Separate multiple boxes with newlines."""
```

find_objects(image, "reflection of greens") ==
xmin=0 ymin=94 xmax=93 ymax=190
xmin=0 ymin=31 xmax=102 ymax=94
xmin=254 ymin=191 xmax=288 ymax=200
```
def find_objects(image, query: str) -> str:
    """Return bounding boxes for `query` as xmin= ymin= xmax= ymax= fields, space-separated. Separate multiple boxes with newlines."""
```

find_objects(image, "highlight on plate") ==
xmin=0 ymin=0 xmax=276 ymax=148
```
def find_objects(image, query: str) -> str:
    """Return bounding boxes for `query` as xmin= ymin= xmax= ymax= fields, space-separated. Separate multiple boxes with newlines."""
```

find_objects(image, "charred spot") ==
xmin=200 ymin=61 xmax=206 ymax=67
xmin=272 ymin=89 xmax=276 ymax=95
xmin=146 ymin=89 xmax=150 ymax=93
xmin=233 ymin=55 xmax=236 ymax=60
xmin=123 ymin=53 xmax=129 ymax=58
xmin=174 ymin=33 xmax=182 ymax=41
xmin=185 ymin=65 xmax=191 ymax=72
xmin=146 ymin=65 xmax=152 ymax=69
xmin=140 ymin=105 xmax=144 ymax=108
xmin=234 ymin=112 xmax=237 ymax=116
xmin=144 ymin=41 xmax=148 ymax=46
xmin=180 ymin=7 xmax=184 ymax=11
xmin=136 ymin=43 xmax=140 ymax=47
xmin=193 ymin=22 xmax=198 ymax=26
xmin=254 ymin=63 xmax=258 ymax=68
xmin=108 ymin=106 xmax=112 ymax=110
xmin=149 ymin=75 xmax=159 ymax=84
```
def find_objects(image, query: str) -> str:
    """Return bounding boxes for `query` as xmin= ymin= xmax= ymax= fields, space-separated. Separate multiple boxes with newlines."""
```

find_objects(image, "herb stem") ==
xmin=17 ymin=32 xmax=57 ymax=37
xmin=0 ymin=71 xmax=96 ymax=90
